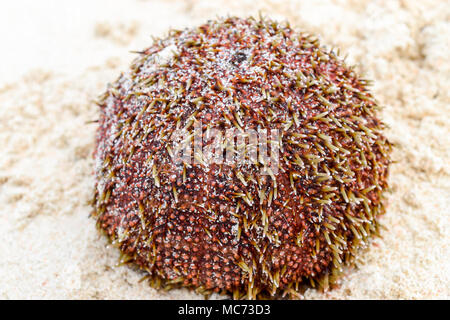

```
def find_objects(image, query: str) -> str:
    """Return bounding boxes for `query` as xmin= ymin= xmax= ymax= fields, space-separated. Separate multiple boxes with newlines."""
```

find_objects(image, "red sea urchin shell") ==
xmin=92 ymin=16 xmax=392 ymax=299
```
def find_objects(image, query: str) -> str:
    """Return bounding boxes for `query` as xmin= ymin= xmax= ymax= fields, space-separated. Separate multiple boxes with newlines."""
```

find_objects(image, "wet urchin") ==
xmin=92 ymin=16 xmax=392 ymax=299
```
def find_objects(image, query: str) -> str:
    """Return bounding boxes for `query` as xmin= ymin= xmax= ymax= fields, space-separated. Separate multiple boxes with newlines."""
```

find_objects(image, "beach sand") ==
xmin=0 ymin=0 xmax=448 ymax=299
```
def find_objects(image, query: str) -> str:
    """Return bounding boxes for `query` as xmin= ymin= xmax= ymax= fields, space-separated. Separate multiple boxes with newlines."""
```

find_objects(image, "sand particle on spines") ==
xmin=92 ymin=16 xmax=392 ymax=299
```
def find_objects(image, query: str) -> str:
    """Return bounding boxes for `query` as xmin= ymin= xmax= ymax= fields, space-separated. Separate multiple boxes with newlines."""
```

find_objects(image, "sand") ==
xmin=0 ymin=0 xmax=448 ymax=299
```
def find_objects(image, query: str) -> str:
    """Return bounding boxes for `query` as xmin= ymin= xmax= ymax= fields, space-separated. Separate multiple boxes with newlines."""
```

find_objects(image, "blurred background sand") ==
xmin=0 ymin=0 xmax=448 ymax=299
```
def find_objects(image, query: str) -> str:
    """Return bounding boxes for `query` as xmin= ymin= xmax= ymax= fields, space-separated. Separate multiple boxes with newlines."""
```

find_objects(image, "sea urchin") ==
xmin=92 ymin=16 xmax=392 ymax=299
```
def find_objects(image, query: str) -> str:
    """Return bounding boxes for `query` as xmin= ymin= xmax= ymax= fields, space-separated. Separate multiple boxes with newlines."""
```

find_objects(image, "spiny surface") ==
xmin=93 ymin=16 xmax=391 ymax=299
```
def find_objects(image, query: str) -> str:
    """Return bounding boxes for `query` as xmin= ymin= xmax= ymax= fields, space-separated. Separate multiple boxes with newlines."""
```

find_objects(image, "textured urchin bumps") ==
xmin=92 ymin=16 xmax=392 ymax=299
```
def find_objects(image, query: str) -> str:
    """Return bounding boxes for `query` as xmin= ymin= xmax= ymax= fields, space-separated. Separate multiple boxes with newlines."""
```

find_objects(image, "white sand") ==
xmin=0 ymin=0 xmax=448 ymax=299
